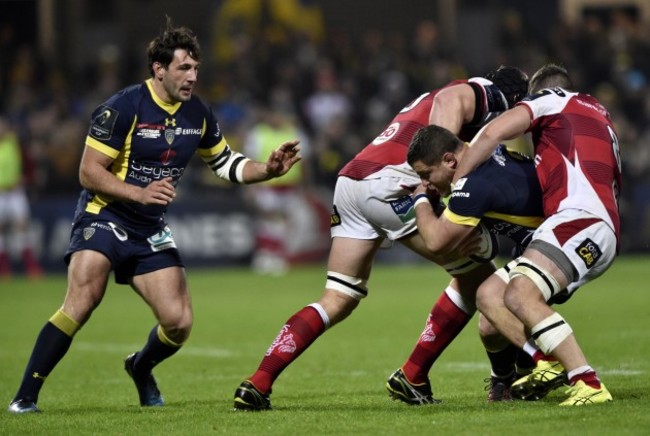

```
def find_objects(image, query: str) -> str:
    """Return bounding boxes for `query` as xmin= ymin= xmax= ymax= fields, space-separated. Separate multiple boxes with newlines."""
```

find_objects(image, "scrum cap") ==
xmin=486 ymin=66 xmax=529 ymax=109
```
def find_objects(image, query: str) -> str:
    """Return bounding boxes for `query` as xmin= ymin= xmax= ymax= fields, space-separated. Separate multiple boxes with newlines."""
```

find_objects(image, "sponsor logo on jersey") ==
xmin=330 ymin=205 xmax=342 ymax=227
xmin=89 ymin=105 xmax=119 ymax=140
xmin=372 ymin=122 xmax=400 ymax=145
xmin=390 ymin=195 xmax=416 ymax=223
xmin=575 ymin=238 xmax=602 ymax=269
xmin=128 ymin=160 xmax=186 ymax=185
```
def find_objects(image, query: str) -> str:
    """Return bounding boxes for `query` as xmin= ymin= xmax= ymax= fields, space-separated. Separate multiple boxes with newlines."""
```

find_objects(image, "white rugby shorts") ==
xmin=330 ymin=176 xmax=418 ymax=241
xmin=530 ymin=208 xmax=617 ymax=294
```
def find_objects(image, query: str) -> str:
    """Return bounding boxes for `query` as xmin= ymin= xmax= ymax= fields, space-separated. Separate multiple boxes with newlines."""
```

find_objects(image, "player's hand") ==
xmin=138 ymin=177 xmax=176 ymax=205
xmin=265 ymin=140 xmax=301 ymax=178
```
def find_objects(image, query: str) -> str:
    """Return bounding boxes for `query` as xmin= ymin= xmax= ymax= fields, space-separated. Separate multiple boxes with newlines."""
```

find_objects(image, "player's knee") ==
xmin=159 ymin=307 xmax=193 ymax=343
xmin=477 ymin=313 xmax=499 ymax=338
xmin=318 ymin=291 xmax=359 ymax=326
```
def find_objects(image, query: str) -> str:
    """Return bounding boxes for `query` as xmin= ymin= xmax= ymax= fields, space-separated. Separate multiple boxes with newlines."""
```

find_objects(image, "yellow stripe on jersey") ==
xmin=443 ymin=208 xmax=480 ymax=227
xmin=197 ymin=136 xmax=228 ymax=158
xmin=86 ymin=136 xmax=120 ymax=159
xmin=85 ymin=117 xmax=137 ymax=214
xmin=146 ymin=79 xmax=181 ymax=115
xmin=483 ymin=211 xmax=543 ymax=228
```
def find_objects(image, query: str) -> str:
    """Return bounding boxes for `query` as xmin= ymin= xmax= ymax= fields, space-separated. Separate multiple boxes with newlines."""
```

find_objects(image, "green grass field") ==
xmin=1 ymin=256 xmax=649 ymax=435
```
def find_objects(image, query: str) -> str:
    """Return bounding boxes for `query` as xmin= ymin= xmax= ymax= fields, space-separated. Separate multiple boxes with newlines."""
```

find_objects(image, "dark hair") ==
xmin=407 ymin=125 xmax=464 ymax=167
xmin=485 ymin=65 xmax=529 ymax=108
xmin=147 ymin=16 xmax=201 ymax=77
xmin=530 ymin=63 xmax=573 ymax=93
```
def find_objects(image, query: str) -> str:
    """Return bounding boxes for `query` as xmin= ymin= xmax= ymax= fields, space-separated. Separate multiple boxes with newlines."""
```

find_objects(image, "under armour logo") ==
xmin=32 ymin=372 xmax=47 ymax=381
xmin=165 ymin=118 xmax=176 ymax=127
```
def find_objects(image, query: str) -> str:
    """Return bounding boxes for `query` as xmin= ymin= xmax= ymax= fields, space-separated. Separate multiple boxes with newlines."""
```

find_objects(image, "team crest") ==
xmin=419 ymin=315 xmax=437 ymax=342
xmin=164 ymin=129 xmax=175 ymax=145
xmin=83 ymin=227 xmax=96 ymax=240
xmin=265 ymin=325 xmax=297 ymax=356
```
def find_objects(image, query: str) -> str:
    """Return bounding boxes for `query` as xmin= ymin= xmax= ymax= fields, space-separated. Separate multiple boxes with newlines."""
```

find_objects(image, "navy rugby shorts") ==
xmin=64 ymin=216 xmax=184 ymax=284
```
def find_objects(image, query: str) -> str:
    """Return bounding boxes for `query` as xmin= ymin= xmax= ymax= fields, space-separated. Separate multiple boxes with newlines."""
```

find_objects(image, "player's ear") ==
xmin=153 ymin=62 xmax=165 ymax=80
xmin=442 ymin=152 xmax=457 ymax=169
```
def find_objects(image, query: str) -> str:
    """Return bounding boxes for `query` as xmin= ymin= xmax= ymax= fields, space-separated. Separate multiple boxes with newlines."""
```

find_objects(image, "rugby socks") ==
xmin=522 ymin=339 xmax=552 ymax=363
xmin=402 ymin=289 xmax=472 ymax=384
xmin=486 ymin=344 xmax=518 ymax=379
xmin=515 ymin=349 xmax=536 ymax=377
xmin=132 ymin=325 xmax=182 ymax=376
xmin=13 ymin=310 xmax=79 ymax=402
xmin=568 ymin=365 xmax=601 ymax=389
xmin=249 ymin=305 xmax=326 ymax=394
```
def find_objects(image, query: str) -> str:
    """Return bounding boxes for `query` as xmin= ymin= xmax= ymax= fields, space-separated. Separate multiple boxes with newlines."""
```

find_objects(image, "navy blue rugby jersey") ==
xmin=73 ymin=79 xmax=230 ymax=228
xmin=444 ymin=144 xmax=544 ymax=249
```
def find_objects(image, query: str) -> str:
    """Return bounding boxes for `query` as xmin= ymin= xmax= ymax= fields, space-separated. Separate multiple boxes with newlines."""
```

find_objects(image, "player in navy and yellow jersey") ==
xmin=407 ymin=124 xmax=544 ymax=401
xmin=8 ymin=18 xmax=301 ymax=414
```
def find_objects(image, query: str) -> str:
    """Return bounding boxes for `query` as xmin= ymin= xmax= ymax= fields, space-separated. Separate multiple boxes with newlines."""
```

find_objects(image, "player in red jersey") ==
xmin=454 ymin=64 xmax=620 ymax=406
xmin=233 ymin=67 xmax=530 ymax=410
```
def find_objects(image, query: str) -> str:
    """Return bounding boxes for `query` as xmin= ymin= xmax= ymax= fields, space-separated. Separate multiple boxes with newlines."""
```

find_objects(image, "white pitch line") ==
xmin=74 ymin=342 xmax=235 ymax=357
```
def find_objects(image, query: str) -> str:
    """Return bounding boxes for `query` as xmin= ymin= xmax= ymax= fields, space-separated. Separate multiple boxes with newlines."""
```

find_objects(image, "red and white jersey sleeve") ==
xmin=518 ymin=88 xmax=622 ymax=240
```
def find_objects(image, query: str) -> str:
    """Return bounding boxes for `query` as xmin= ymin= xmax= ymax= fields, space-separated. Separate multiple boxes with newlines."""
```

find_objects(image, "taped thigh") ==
xmin=326 ymin=271 xmax=368 ymax=300
xmin=509 ymin=258 xmax=562 ymax=302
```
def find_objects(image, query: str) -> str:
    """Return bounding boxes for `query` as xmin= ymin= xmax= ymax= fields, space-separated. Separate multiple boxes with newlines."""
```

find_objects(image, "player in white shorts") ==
xmin=455 ymin=63 xmax=621 ymax=406
xmin=234 ymin=66 xmax=531 ymax=410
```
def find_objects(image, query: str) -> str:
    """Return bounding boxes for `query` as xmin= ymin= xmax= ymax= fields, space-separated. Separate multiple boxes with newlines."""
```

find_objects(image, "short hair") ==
xmin=407 ymin=125 xmax=464 ymax=167
xmin=147 ymin=16 xmax=201 ymax=77
xmin=530 ymin=63 xmax=573 ymax=94
xmin=485 ymin=65 xmax=529 ymax=108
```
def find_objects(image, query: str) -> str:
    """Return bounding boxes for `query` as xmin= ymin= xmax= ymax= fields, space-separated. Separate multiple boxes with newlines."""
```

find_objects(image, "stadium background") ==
xmin=1 ymin=0 xmax=649 ymax=272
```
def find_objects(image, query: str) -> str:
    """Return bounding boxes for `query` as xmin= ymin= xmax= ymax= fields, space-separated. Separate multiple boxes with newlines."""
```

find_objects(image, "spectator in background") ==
xmin=0 ymin=115 xmax=43 ymax=279
xmin=243 ymin=87 xmax=315 ymax=274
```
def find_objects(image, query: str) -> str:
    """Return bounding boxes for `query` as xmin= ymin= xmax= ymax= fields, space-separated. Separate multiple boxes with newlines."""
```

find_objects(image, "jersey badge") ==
xmin=89 ymin=105 xmax=118 ymax=140
xmin=330 ymin=205 xmax=342 ymax=227
xmin=164 ymin=128 xmax=176 ymax=146
xmin=83 ymin=227 xmax=95 ymax=241
xmin=453 ymin=178 xmax=467 ymax=191
xmin=575 ymin=238 xmax=602 ymax=269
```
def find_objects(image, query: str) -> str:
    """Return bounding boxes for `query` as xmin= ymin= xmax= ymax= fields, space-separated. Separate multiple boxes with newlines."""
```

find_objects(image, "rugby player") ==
xmin=233 ymin=66 xmax=530 ymax=410
xmin=7 ymin=18 xmax=301 ymax=414
xmin=452 ymin=64 xmax=621 ymax=406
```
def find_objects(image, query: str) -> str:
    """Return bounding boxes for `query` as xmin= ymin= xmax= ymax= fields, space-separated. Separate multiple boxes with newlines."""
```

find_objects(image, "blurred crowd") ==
xmin=0 ymin=4 xmax=649 ymax=252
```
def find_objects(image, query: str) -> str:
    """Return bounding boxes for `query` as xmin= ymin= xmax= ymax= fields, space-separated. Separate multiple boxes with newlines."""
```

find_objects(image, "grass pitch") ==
xmin=1 ymin=256 xmax=649 ymax=435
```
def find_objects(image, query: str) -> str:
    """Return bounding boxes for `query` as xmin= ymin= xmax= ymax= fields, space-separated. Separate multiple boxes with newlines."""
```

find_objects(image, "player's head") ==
xmin=485 ymin=66 xmax=529 ymax=109
xmin=407 ymin=125 xmax=464 ymax=196
xmin=147 ymin=16 xmax=201 ymax=78
xmin=530 ymin=63 xmax=573 ymax=94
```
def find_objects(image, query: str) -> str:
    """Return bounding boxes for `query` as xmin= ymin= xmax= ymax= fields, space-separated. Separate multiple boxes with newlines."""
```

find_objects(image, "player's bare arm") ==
xmin=241 ymin=139 xmax=302 ymax=183
xmin=79 ymin=146 xmax=176 ymax=206
xmin=453 ymin=105 xmax=531 ymax=183
xmin=412 ymin=184 xmax=474 ymax=254
xmin=428 ymin=84 xmax=477 ymax=135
